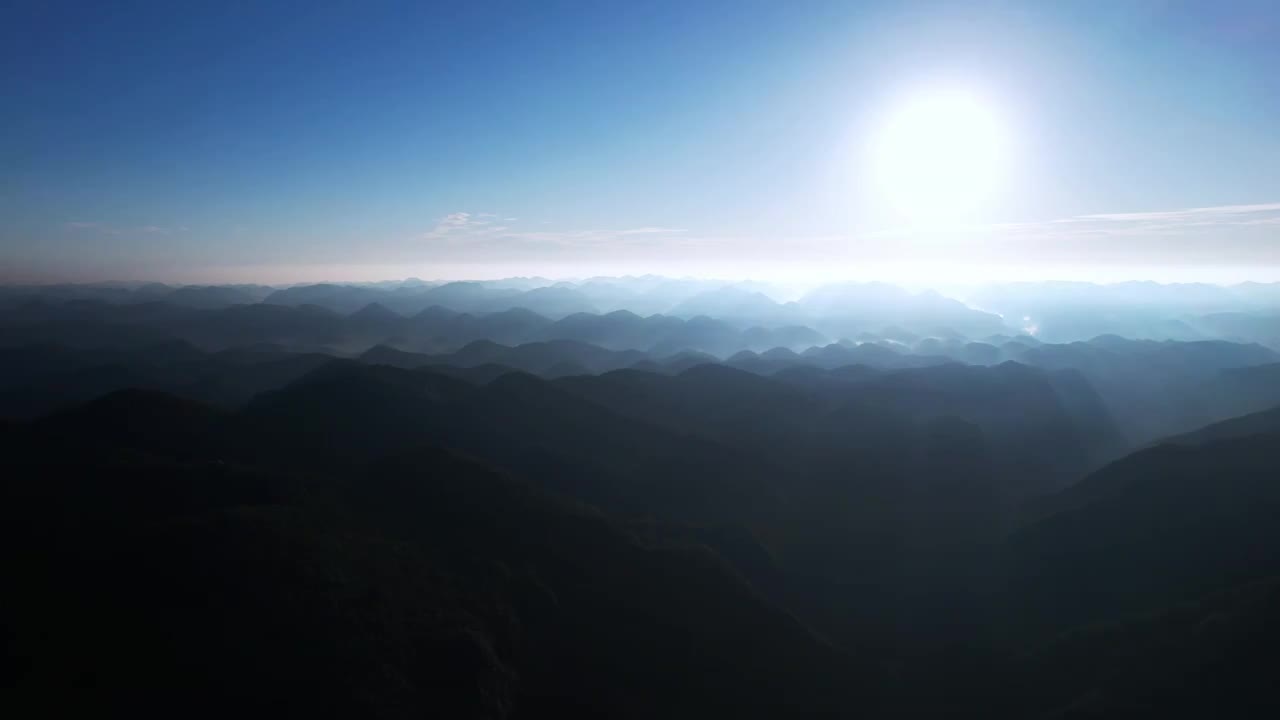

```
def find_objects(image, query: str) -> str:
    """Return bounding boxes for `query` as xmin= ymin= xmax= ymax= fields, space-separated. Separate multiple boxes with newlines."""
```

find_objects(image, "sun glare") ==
xmin=870 ymin=89 xmax=1009 ymax=227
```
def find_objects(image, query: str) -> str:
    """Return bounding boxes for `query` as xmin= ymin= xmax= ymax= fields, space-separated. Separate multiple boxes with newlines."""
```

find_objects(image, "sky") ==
xmin=3 ymin=0 xmax=1280 ymax=284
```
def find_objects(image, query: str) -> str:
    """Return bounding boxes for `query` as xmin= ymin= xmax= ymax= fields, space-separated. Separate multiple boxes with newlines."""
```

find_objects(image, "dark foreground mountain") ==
xmin=1163 ymin=400 xmax=1280 ymax=446
xmin=1 ymin=394 xmax=877 ymax=718
xmin=904 ymin=430 xmax=1280 ymax=718
xmin=4 ymin=357 xmax=1280 ymax=716
xmin=1008 ymin=432 xmax=1280 ymax=630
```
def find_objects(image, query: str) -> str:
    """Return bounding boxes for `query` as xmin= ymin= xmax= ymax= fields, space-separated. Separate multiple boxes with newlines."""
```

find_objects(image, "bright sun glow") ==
xmin=871 ymin=89 xmax=1009 ymax=226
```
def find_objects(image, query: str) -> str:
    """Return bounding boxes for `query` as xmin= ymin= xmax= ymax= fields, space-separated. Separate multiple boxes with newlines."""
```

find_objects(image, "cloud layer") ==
xmin=422 ymin=212 xmax=694 ymax=250
xmin=421 ymin=200 xmax=1280 ymax=268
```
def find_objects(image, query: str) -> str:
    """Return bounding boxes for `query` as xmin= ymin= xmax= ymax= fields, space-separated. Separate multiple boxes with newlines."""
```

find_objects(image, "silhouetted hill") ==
xmin=1189 ymin=311 xmax=1280 ymax=350
xmin=0 ymin=342 xmax=333 ymax=418
xmin=164 ymin=284 xmax=270 ymax=308
xmin=2 ymin=394 xmax=876 ymax=718
xmin=179 ymin=302 xmax=348 ymax=351
xmin=255 ymin=281 xmax=596 ymax=318
xmin=561 ymin=360 xmax=1121 ymax=495
xmin=799 ymin=283 xmax=1008 ymax=338
xmin=33 ymin=387 xmax=228 ymax=453
xmin=505 ymin=285 xmax=598 ymax=317
xmin=669 ymin=286 xmax=783 ymax=320
xmin=422 ymin=362 xmax=523 ymax=385
xmin=387 ymin=339 xmax=648 ymax=375
xmin=242 ymin=362 xmax=780 ymax=523
xmin=548 ymin=359 xmax=1128 ymax=656
xmin=1007 ymin=433 xmax=1280 ymax=635
xmin=1212 ymin=361 xmax=1280 ymax=416
xmin=533 ymin=311 xmax=750 ymax=356
xmin=359 ymin=343 xmax=430 ymax=369
xmin=970 ymin=281 xmax=1280 ymax=346
xmin=534 ymin=309 xmax=666 ymax=349
xmin=400 ymin=306 xmax=552 ymax=351
xmin=1013 ymin=336 xmax=1280 ymax=443
xmin=264 ymin=283 xmax=395 ymax=315
xmin=347 ymin=301 xmax=402 ymax=324
xmin=1159 ymin=399 xmax=1280 ymax=448
xmin=415 ymin=281 xmax=518 ymax=314
xmin=903 ymin=575 xmax=1280 ymax=718
xmin=0 ymin=344 xmax=182 ymax=418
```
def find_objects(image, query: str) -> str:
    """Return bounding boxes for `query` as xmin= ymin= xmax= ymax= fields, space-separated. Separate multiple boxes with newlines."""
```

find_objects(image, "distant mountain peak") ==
xmin=350 ymin=302 xmax=402 ymax=321
xmin=413 ymin=304 xmax=460 ymax=320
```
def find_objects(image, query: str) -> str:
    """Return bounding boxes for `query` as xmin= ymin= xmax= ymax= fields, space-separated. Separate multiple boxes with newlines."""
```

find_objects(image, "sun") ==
xmin=870 ymin=89 xmax=1009 ymax=226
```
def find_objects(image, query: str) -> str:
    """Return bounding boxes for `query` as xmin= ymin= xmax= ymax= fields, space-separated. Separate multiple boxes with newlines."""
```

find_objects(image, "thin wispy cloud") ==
xmin=422 ymin=212 xmax=692 ymax=250
xmin=954 ymin=201 xmax=1280 ymax=265
xmin=869 ymin=202 xmax=1280 ymax=242
xmin=617 ymin=227 xmax=689 ymax=235
xmin=1026 ymin=203 xmax=1280 ymax=240
xmin=64 ymin=220 xmax=122 ymax=236
xmin=63 ymin=221 xmax=188 ymax=236
xmin=1071 ymin=203 xmax=1280 ymax=224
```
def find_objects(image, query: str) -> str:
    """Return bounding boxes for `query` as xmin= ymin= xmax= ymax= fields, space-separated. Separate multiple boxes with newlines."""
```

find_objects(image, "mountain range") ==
xmin=4 ymin=277 xmax=1280 ymax=716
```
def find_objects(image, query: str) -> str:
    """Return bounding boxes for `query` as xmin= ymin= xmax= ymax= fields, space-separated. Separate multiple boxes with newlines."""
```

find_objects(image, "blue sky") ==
xmin=3 ymin=0 xmax=1280 ymax=283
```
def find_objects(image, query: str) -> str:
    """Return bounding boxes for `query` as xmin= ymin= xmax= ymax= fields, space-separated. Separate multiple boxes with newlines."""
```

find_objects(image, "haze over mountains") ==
xmin=5 ymin=277 xmax=1280 ymax=445
xmin=8 ymin=276 xmax=1280 ymax=348
xmin=5 ymin=275 xmax=1280 ymax=717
